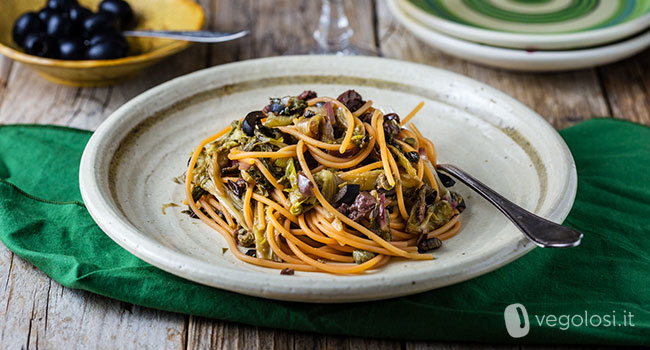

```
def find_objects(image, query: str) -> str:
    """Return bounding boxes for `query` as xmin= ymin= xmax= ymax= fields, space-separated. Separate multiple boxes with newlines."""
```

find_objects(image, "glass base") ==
xmin=285 ymin=42 xmax=380 ymax=56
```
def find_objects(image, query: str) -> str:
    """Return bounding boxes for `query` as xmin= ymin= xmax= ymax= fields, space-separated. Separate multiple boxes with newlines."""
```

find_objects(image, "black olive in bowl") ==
xmin=86 ymin=40 xmax=126 ymax=60
xmin=45 ymin=13 xmax=73 ymax=38
xmin=23 ymin=32 xmax=56 ymax=57
xmin=12 ymin=12 xmax=45 ymax=46
xmin=83 ymin=12 xmax=119 ymax=35
xmin=99 ymin=0 xmax=134 ymax=28
xmin=58 ymin=37 xmax=85 ymax=60
xmin=46 ymin=0 xmax=78 ymax=11
xmin=68 ymin=5 xmax=93 ymax=25
xmin=87 ymin=30 xmax=128 ymax=50
xmin=38 ymin=8 xmax=59 ymax=24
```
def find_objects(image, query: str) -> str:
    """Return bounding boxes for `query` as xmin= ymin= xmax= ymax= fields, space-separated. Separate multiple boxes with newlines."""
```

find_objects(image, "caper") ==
xmin=236 ymin=228 xmax=255 ymax=247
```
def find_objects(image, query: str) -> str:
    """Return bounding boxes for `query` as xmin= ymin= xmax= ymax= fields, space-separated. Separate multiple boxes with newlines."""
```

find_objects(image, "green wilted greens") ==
xmin=295 ymin=115 xmax=321 ymax=139
xmin=406 ymin=200 xmax=453 ymax=234
xmin=388 ymin=144 xmax=417 ymax=176
xmin=353 ymin=250 xmax=376 ymax=264
xmin=263 ymin=114 xmax=294 ymax=127
xmin=280 ymin=158 xmax=317 ymax=215
xmin=338 ymin=169 xmax=383 ymax=191
xmin=270 ymin=96 xmax=308 ymax=116
xmin=313 ymin=169 xmax=338 ymax=203
xmin=246 ymin=166 xmax=273 ymax=193
xmin=287 ymin=189 xmax=317 ymax=215
xmin=183 ymin=90 xmax=467 ymax=267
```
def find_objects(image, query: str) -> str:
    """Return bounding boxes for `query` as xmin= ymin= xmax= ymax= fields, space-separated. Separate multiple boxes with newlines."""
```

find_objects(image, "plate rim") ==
xmin=389 ymin=0 xmax=650 ymax=71
xmin=400 ymin=0 xmax=650 ymax=50
xmin=79 ymin=55 xmax=577 ymax=302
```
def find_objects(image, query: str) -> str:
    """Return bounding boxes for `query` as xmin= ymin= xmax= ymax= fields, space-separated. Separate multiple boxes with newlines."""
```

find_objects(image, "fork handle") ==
xmin=122 ymin=30 xmax=249 ymax=43
xmin=437 ymin=163 xmax=583 ymax=248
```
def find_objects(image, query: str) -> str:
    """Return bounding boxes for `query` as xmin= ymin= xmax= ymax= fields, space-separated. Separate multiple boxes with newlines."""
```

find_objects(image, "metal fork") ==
xmin=379 ymin=106 xmax=582 ymax=248
xmin=123 ymin=30 xmax=249 ymax=43
xmin=437 ymin=163 xmax=583 ymax=248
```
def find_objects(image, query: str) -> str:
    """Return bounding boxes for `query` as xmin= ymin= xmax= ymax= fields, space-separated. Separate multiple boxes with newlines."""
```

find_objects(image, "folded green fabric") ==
xmin=0 ymin=119 xmax=649 ymax=345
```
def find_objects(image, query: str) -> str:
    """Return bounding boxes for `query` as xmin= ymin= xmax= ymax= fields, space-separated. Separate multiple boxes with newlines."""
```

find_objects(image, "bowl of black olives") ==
xmin=0 ymin=0 xmax=204 ymax=86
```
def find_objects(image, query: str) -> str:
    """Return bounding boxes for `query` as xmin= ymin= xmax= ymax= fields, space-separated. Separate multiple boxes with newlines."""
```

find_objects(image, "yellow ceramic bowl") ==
xmin=0 ymin=0 xmax=204 ymax=87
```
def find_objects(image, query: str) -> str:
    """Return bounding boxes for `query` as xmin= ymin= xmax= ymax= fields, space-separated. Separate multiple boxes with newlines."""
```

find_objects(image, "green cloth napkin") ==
xmin=0 ymin=119 xmax=649 ymax=345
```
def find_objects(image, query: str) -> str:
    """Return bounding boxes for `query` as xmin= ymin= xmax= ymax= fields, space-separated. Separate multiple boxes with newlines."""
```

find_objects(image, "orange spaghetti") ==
xmin=184 ymin=90 xmax=466 ymax=274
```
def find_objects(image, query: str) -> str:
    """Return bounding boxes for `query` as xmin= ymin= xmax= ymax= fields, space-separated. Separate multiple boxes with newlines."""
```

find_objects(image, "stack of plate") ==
xmin=388 ymin=0 xmax=650 ymax=71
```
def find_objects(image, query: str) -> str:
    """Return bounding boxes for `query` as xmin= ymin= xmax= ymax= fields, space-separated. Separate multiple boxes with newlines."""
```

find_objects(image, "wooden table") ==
xmin=1 ymin=0 xmax=648 ymax=348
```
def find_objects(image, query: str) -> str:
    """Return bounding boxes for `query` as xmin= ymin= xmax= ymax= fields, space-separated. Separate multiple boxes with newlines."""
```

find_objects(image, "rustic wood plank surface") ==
xmin=0 ymin=0 xmax=648 ymax=349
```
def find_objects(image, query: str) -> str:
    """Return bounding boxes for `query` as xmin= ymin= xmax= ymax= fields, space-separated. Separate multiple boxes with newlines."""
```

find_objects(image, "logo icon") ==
xmin=504 ymin=303 xmax=530 ymax=338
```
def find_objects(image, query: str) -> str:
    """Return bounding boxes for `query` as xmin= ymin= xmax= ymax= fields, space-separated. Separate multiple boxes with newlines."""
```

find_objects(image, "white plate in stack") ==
xmin=388 ymin=0 xmax=650 ymax=71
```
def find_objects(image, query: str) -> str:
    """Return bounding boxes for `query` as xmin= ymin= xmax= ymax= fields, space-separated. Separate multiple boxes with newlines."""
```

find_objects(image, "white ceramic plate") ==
xmin=390 ymin=0 xmax=650 ymax=72
xmin=400 ymin=0 xmax=650 ymax=50
xmin=79 ymin=56 xmax=577 ymax=303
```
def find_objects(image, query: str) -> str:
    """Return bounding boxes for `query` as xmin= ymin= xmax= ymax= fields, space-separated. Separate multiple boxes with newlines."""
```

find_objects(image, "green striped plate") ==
xmin=401 ymin=0 xmax=650 ymax=49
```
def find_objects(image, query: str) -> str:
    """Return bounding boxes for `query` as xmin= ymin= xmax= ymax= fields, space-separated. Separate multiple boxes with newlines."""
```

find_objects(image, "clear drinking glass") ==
xmin=290 ymin=0 xmax=377 ymax=56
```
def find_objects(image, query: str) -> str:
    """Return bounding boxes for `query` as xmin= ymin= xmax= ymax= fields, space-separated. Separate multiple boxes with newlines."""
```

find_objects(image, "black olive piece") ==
xmin=417 ymin=237 xmax=442 ymax=253
xmin=99 ymin=0 xmax=134 ymax=28
xmin=68 ymin=5 xmax=93 ymax=24
xmin=242 ymin=111 xmax=265 ymax=136
xmin=280 ymin=268 xmax=295 ymax=275
xmin=245 ymin=249 xmax=257 ymax=257
xmin=337 ymin=89 xmax=365 ymax=112
xmin=226 ymin=179 xmax=246 ymax=198
xmin=47 ymin=0 xmax=79 ymax=11
xmin=437 ymin=171 xmax=456 ymax=187
xmin=182 ymin=206 xmax=209 ymax=220
xmin=384 ymin=113 xmax=400 ymax=124
xmin=87 ymin=30 xmax=128 ymax=50
xmin=86 ymin=40 xmax=126 ymax=60
xmin=23 ymin=32 xmax=57 ymax=57
xmin=335 ymin=184 xmax=360 ymax=205
xmin=58 ymin=37 xmax=85 ymax=60
xmin=406 ymin=151 xmax=420 ymax=163
xmin=424 ymin=189 xmax=438 ymax=206
xmin=298 ymin=90 xmax=317 ymax=101
xmin=12 ymin=12 xmax=45 ymax=47
xmin=269 ymin=103 xmax=284 ymax=114
xmin=83 ymin=12 xmax=119 ymax=35
xmin=451 ymin=192 xmax=466 ymax=213
xmin=46 ymin=13 xmax=73 ymax=38
xmin=303 ymin=109 xmax=316 ymax=118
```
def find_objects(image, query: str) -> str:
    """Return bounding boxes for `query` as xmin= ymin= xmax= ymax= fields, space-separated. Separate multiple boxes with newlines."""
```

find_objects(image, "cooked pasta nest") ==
xmin=184 ymin=90 xmax=466 ymax=274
